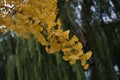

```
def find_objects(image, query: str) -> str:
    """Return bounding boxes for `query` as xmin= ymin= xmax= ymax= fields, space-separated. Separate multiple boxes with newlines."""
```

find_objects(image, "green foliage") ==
xmin=0 ymin=34 xmax=85 ymax=80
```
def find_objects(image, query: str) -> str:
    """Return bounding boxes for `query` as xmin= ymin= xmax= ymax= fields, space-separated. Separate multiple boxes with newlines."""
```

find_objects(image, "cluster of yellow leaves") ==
xmin=1 ymin=0 xmax=57 ymax=37
xmin=46 ymin=24 xmax=92 ymax=69
xmin=0 ymin=0 xmax=92 ymax=70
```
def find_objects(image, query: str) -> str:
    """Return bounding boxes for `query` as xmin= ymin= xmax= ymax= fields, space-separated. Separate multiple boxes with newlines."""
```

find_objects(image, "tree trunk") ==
xmin=81 ymin=1 xmax=118 ymax=80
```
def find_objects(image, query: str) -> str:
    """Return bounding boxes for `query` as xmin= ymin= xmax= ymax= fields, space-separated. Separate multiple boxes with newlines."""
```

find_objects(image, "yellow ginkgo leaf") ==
xmin=83 ymin=64 xmax=89 ymax=70
xmin=57 ymin=36 xmax=65 ymax=42
xmin=62 ymin=48 xmax=72 ymax=53
xmin=46 ymin=47 xmax=57 ymax=54
xmin=84 ymin=51 xmax=92 ymax=60
xmin=22 ymin=33 xmax=30 ymax=39
xmin=57 ymin=19 xmax=61 ymax=26
xmin=48 ymin=12 xmax=56 ymax=21
xmin=62 ymin=30 xmax=70 ymax=39
xmin=76 ymin=50 xmax=83 ymax=57
xmin=55 ymin=29 xmax=63 ymax=36
xmin=63 ymin=51 xmax=71 ymax=56
xmin=81 ymin=51 xmax=92 ymax=60
xmin=69 ymin=60 xmax=76 ymax=65
xmin=32 ymin=26 xmax=43 ymax=36
xmin=73 ymin=42 xmax=83 ymax=50
xmin=50 ymin=44 xmax=61 ymax=53
xmin=47 ymin=21 xmax=56 ymax=32
xmin=69 ymin=35 xmax=79 ymax=45
xmin=81 ymin=60 xmax=86 ymax=66
xmin=62 ymin=56 xmax=70 ymax=61
xmin=46 ymin=40 xmax=61 ymax=53
xmin=68 ymin=55 xmax=79 ymax=60
xmin=38 ymin=33 xmax=48 ymax=46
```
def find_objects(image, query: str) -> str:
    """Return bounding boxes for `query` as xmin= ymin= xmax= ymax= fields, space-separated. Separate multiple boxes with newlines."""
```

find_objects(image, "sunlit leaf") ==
xmin=69 ymin=55 xmax=79 ymax=60
xmin=62 ymin=30 xmax=70 ymax=39
xmin=81 ymin=60 xmax=86 ymax=66
xmin=80 ymin=51 xmax=92 ymax=60
xmin=83 ymin=64 xmax=89 ymax=70
xmin=69 ymin=60 xmax=76 ymax=65
xmin=62 ymin=56 xmax=70 ymax=61
xmin=69 ymin=35 xmax=79 ymax=45
xmin=38 ymin=33 xmax=48 ymax=46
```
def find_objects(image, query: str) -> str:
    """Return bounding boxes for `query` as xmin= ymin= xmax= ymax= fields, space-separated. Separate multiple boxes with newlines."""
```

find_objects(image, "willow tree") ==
xmin=0 ymin=0 xmax=92 ymax=80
